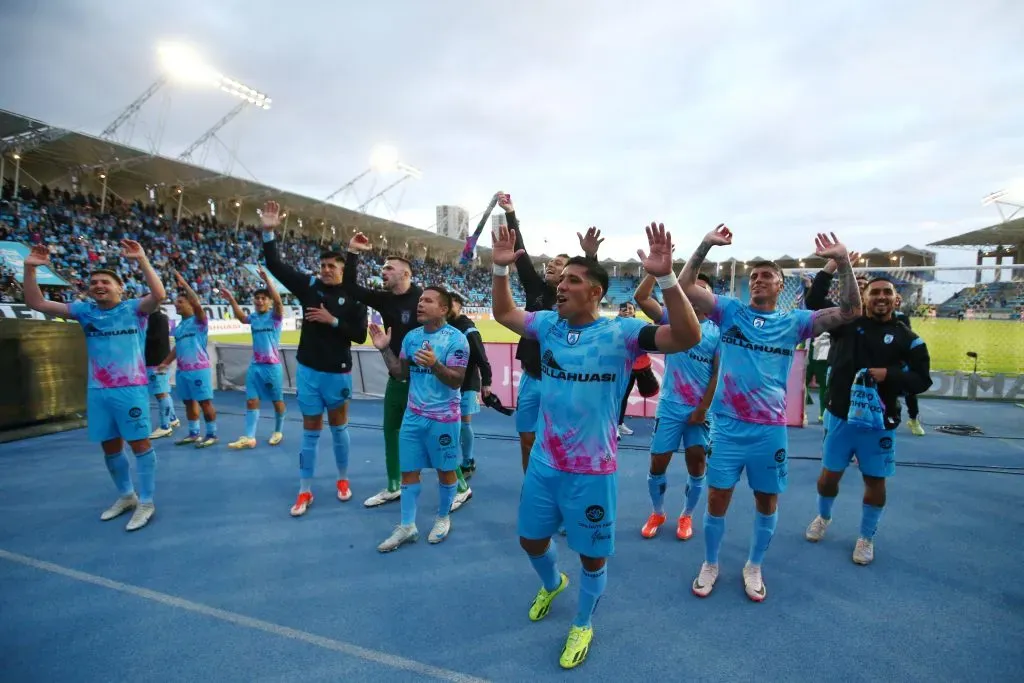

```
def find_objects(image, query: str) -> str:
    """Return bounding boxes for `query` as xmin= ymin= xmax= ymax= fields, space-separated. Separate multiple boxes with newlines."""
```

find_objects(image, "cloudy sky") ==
xmin=3 ymin=0 xmax=1023 ymax=273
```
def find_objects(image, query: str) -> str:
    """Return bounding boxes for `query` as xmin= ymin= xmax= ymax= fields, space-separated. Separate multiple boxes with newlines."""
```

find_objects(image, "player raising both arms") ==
xmin=220 ymin=267 xmax=287 ymax=449
xmin=681 ymin=226 xmax=862 ymax=602
xmin=492 ymin=221 xmax=701 ymax=670
xmin=22 ymin=240 xmax=167 ymax=531
xmin=260 ymin=200 xmax=368 ymax=517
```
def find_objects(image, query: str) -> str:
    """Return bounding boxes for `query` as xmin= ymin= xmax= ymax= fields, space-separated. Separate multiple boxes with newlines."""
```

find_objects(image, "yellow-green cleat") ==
xmin=528 ymin=572 xmax=568 ymax=622
xmin=559 ymin=624 xmax=593 ymax=669
xmin=907 ymin=419 xmax=925 ymax=436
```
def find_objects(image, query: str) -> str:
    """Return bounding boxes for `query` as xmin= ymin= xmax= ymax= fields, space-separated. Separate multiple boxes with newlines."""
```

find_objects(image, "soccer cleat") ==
xmin=268 ymin=431 xmax=284 ymax=446
xmin=290 ymin=492 xmax=314 ymax=517
xmin=617 ymin=423 xmax=633 ymax=436
xmin=101 ymin=493 xmax=138 ymax=521
xmin=908 ymin=419 xmax=925 ymax=436
xmin=676 ymin=514 xmax=694 ymax=541
xmin=377 ymin=523 xmax=419 ymax=552
xmin=805 ymin=515 xmax=831 ymax=542
xmin=149 ymin=427 xmax=173 ymax=439
xmin=363 ymin=488 xmax=401 ymax=507
xmin=170 ymin=419 xmax=181 ymax=429
xmin=742 ymin=562 xmax=767 ymax=602
xmin=125 ymin=502 xmax=155 ymax=531
xmin=428 ymin=516 xmax=451 ymax=544
xmin=195 ymin=436 xmax=218 ymax=449
xmin=336 ymin=479 xmax=352 ymax=502
xmin=853 ymin=537 xmax=874 ymax=565
xmin=528 ymin=572 xmax=568 ymax=621
xmin=450 ymin=487 xmax=472 ymax=512
xmin=461 ymin=460 xmax=476 ymax=479
xmin=175 ymin=434 xmax=200 ymax=446
xmin=641 ymin=512 xmax=667 ymax=538
xmin=228 ymin=437 xmax=257 ymax=449
xmin=559 ymin=625 xmax=594 ymax=670
xmin=692 ymin=562 xmax=719 ymax=597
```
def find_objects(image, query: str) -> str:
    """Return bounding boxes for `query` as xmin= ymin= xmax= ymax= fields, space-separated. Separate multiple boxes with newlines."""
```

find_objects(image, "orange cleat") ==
xmin=676 ymin=514 xmax=694 ymax=541
xmin=641 ymin=512 xmax=667 ymax=538
xmin=290 ymin=491 xmax=314 ymax=517
xmin=336 ymin=479 xmax=352 ymax=502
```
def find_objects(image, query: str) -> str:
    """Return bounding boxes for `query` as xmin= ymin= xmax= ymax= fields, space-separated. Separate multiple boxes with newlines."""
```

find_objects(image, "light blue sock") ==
xmin=400 ymin=482 xmax=421 ymax=526
xmin=330 ymin=424 xmax=350 ymax=479
xmin=683 ymin=474 xmax=705 ymax=516
xmin=818 ymin=493 xmax=837 ymax=520
xmin=648 ymin=472 xmax=667 ymax=515
xmin=244 ymin=409 xmax=260 ymax=439
xmin=860 ymin=504 xmax=884 ymax=539
xmin=274 ymin=410 xmax=285 ymax=433
xmin=460 ymin=422 xmax=474 ymax=467
xmin=135 ymin=449 xmax=156 ymax=504
xmin=528 ymin=543 xmax=561 ymax=592
xmin=104 ymin=452 xmax=134 ymax=496
xmin=299 ymin=429 xmax=320 ymax=481
xmin=748 ymin=510 xmax=778 ymax=566
xmin=704 ymin=512 xmax=726 ymax=565
xmin=573 ymin=565 xmax=608 ymax=628
xmin=438 ymin=481 xmax=458 ymax=518
xmin=187 ymin=419 xmax=200 ymax=436
xmin=205 ymin=419 xmax=217 ymax=438
xmin=157 ymin=395 xmax=174 ymax=429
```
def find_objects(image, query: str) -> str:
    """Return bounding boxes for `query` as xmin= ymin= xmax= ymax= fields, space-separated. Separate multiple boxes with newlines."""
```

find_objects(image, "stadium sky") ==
xmin=3 ymin=0 xmax=1023 ymax=276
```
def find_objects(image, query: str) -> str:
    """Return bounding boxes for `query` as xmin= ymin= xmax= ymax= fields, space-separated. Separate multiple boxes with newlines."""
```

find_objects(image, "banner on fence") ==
xmin=0 ymin=241 xmax=69 ymax=287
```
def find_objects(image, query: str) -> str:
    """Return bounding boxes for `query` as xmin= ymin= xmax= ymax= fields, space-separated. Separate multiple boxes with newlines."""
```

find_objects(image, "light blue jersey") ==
xmin=658 ymin=311 xmax=721 ymax=409
xmin=523 ymin=310 xmax=649 ymax=474
xmin=400 ymin=324 xmax=470 ymax=423
xmin=248 ymin=309 xmax=283 ymax=365
xmin=69 ymin=299 xmax=150 ymax=389
xmin=174 ymin=315 xmax=210 ymax=371
xmin=708 ymin=295 xmax=815 ymax=426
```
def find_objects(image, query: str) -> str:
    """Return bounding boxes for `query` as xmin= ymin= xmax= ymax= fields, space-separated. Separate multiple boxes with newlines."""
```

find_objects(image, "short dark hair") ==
xmin=749 ymin=260 xmax=783 ymax=278
xmin=556 ymin=253 xmax=570 ymax=260
xmin=697 ymin=273 xmax=712 ymax=285
xmin=90 ymin=269 xmax=123 ymax=285
xmin=386 ymin=255 xmax=412 ymax=271
xmin=253 ymin=288 xmax=271 ymax=298
xmin=319 ymin=251 xmax=344 ymax=264
xmin=866 ymin=276 xmax=895 ymax=289
xmin=424 ymin=285 xmax=453 ymax=312
xmin=565 ymin=256 xmax=609 ymax=296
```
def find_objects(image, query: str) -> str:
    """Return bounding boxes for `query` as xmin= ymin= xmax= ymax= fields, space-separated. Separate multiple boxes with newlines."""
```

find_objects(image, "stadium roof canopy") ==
xmin=0 ymin=109 xmax=486 ymax=261
xmin=926 ymin=217 xmax=1024 ymax=248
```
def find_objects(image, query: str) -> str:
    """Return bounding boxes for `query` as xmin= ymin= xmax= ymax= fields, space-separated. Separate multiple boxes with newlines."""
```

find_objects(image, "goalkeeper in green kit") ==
xmin=344 ymin=232 xmax=471 ymax=507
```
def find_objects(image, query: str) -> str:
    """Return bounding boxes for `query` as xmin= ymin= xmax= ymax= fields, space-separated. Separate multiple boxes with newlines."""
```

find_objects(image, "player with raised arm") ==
xmin=370 ymin=286 xmax=470 ymax=552
xmin=259 ymin=200 xmax=368 ymax=516
xmin=220 ymin=268 xmax=287 ymax=449
xmin=492 ymin=221 xmax=701 ymax=670
xmin=145 ymin=305 xmax=180 ymax=439
xmin=22 ymin=241 xmax=167 ymax=531
xmin=804 ymin=277 xmax=932 ymax=564
xmin=633 ymin=272 xmax=721 ymax=541
xmin=681 ymin=226 xmax=862 ymax=602
xmin=159 ymin=272 xmax=219 ymax=448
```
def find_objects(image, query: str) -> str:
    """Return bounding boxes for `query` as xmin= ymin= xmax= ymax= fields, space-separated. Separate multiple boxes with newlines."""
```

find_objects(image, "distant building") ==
xmin=436 ymin=205 xmax=469 ymax=240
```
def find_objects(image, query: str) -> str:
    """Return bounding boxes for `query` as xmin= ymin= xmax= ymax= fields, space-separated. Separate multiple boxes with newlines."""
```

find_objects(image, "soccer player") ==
xmin=499 ymin=192 xmax=602 ymax=472
xmin=893 ymin=294 xmax=925 ymax=436
xmin=259 ymin=200 xmax=368 ymax=517
xmin=491 ymin=221 xmax=701 ymax=669
xmin=220 ymin=268 xmax=287 ymax=449
xmin=146 ymin=305 xmax=180 ymax=439
xmin=22 ymin=240 xmax=167 ymax=531
xmin=680 ymin=226 xmax=862 ymax=602
xmin=633 ymin=272 xmax=721 ymax=541
xmin=805 ymin=277 xmax=932 ymax=564
xmin=446 ymin=289 xmax=493 ymax=494
xmin=159 ymin=272 xmax=219 ymax=448
xmin=371 ymin=286 xmax=470 ymax=552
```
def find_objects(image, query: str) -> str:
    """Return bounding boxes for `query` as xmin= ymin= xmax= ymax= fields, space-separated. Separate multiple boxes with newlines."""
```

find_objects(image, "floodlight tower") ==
xmin=981 ymin=187 xmax=1024 ymax=223
xmin=321 ymin=144 xmax=421 ymax=217
xmin=100 ymin=76 xmax=169 ymax=144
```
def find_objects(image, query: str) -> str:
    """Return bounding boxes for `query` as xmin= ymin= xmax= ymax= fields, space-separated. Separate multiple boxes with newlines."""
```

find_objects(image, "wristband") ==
xmin=331 ymin=318 xmax=339 ymax=328
xmin=655 ymin=272 xmax=678 ymax=289
xmin=261 ymin=231 xmax=275 ymax=243
xmin=492 ymin=264 xmax=509 ymax=276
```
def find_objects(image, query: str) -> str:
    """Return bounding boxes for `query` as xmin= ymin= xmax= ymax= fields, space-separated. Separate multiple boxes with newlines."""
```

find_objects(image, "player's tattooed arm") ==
xmin=811 ymin=233 xmax=862 ymax=335
xmin=680 ymin=225 xmax=732 ymax=316
xmin=429 ymin=361 xmax=466 ymax=389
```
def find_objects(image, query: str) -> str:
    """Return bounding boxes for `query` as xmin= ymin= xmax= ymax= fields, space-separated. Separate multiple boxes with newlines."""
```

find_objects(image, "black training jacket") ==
xmin=342 ymin=251 xmax=422 ymax=358
xmin=449 ymin=314 xmax=494 ymax=393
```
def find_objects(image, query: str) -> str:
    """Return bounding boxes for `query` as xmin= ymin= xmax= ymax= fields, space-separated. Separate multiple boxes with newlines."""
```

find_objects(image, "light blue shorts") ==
xmin=822 ymin=410 xmax=896 ymax=478
xmin=515 ymin=373 xmax=542 ymax=432
xmin=295 ymin=362 xmax=351 ymax=416
xmin=398 ymin=412 xmax=461 ymax=472
xmin=176 ymin=367 xmax=214 ymax=403
xmin=460 ymin=390 xmax=480 ymax=416
xmin=147 ymin=367 xmax=170 ymax=396
xmin=651 ymin=402 xmax=710 ymax=454
xmin=87 ymin=385 xmax=152 ymax=443
xmin=246 ymin=363 xmax=284 ymax=403
xmin=517 ymin=458 xmax=617 ymax=559
xmin=707 ymin=413 xmax=789 ymax=494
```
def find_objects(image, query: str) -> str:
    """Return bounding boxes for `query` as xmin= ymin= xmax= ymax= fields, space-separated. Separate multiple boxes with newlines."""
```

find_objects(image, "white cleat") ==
xmin=228 ymin=436 xmax=257 ymax=450
xmin=169 ymin=419 xmax=181 ymax=429
xmin=853 ymin=537 xmax=874 ymax=565
xmin=617 ymin=423 xmax=633 ymax=436
xmin=126 ymin=502 xmax=155 ymax=531
xmin=691 ymin=562 xmax=719 ymax=597
xmin=149 ymin=427 xmax=173 ymax=439
xmin=805 ymin=515 xmax=831 ymax=542
xmin=742 ymin=562 xmax=767 ymax=602
xmin=428 ymin=516 xmax=451 ymax=544
xmin=101 ymin=493 xmax=138 ymax=521
xmin=377 ymin=523 xmax=418 ymax=552
xmin=268 ymin=431 xmax=283 ymax=446
xmin=450 ymin=487 xmax=472 ymax=513
xmin=363 ymin=488 xmax=401 ymax=508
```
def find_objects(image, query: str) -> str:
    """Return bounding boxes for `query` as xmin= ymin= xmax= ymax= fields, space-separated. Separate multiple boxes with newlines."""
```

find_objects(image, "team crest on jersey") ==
xmin=753 ymin=317 xmax=766 ymax=328
xmin=337 ymin=296 xmax=346 ymax=306
xmin=421 ymin=340 xmax=430 ymax=349
xmin=401 ymin=311 xmax=411 ymax=324
xmin=883 ymin=334 xmax=894 ymax=344
xmin=567 ymin=331 xmax=580 ymax=345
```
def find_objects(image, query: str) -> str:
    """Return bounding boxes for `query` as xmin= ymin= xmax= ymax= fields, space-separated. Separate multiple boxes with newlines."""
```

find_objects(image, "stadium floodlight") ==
xmin=323 ymin=145 xmax=422 ymax=210
xmin=157 ymin=42 xmax=272 ymax=110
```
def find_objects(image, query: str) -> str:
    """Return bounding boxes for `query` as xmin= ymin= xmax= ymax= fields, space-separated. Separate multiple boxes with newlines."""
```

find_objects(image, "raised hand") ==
xmin=120 ymin=239 xmax=146 ymax=260
xmin=368 ymin=322 xmax=391 ymax=350
xmin=497 ymin=191 xmax=514 ymax=213
xmin=705 ymin=224 xmax=733 ymax=246
xmin=24 ymin=245 xmax=51 ymax=267
xmin=413 ymin=343 xmax=437 ymax=368
xmin=257 ymin=266 xmax=269 ymax=283
xmin=491 ymin=224 xmax=526 ymax=267
xmin=636 ymin=222 xmax=674 ymax=277
xmin=577 ymin=226 xmax=605 ymax=255
xmin=219 ymin=287 xmax=234 ymax=300
xmin=348 ymin=232 xmax=372 ymax=252
xmin=261 ymin=200 xmax=281 ymax=230
xmin=173 ymin=271 xmax=188 ymax=289
xmin=815 ymin=232 xmax=849 ymax=262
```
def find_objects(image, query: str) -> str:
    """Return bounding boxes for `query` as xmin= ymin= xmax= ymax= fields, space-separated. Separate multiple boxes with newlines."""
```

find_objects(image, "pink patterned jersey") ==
xmin=400 ymin=323 xmax=469 ymax=423
xmin=68 ymin=299 xmax=150 ymax=389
